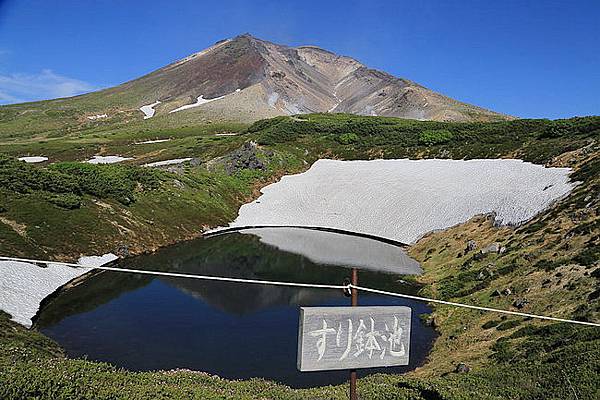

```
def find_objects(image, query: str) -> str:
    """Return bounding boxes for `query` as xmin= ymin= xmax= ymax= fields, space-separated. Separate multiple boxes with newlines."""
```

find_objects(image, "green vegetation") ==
xmin=1 ymin=309 xmax=599 ymax=399
xmin=0 ymin=155 xmax=164 ymax=207
xmin=249 ymin=113 xmax=599 ymax=163
xmin=419 ymin=129 xmax=454 ymax=146
xmin=0 ymin=111 xmax=598 ymax=398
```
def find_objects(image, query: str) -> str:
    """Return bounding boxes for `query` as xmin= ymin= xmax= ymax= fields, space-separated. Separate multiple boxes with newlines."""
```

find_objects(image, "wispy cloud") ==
xmin=0 ymin=69 xmax=96 ymax=104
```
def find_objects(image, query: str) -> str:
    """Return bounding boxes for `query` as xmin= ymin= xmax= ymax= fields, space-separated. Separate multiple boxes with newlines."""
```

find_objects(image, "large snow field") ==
xmin=0 ymin=253 xmax=117 ymax=327
xmin=224 ymin=159 xmax=575 ymax=244
xmin=241 ymin=227 xmax=421 ymax=274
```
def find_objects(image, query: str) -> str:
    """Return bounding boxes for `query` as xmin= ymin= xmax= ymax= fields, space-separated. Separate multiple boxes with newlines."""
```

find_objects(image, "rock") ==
xmin=172 ymin=179 xmax=185 ymax=189
xmin=491 ymin=289 xmax=502 ymax=297
xmin=190 ymin=158 xmax=202 ymax=167
xmin=479 ymin=268 xmax=494 ymax=280
xmin=166 ymin=166 xmax=184 ymax=175
xmin=224 ymin=142 xmax=266 ymax=174
xmin=523 ymin=253 xmax=536 ymax=262
xmin=455 ymin=363 xmax=470 ymax=373
xmin=481 ymin=242 xmax=501 ymax=254
xmin=270 ymin=70 xmax=286 ymax=79
xmin=466 ymin=240 xmax=478 ymax=252
xmin=502 ymin=288 xmax=513 ymax=296
xmin=115 ymin=244 xmax=130 ymax=257
xmin=423 ymin=315 xmax=436 ymax=328
xmin=513 ymin=299 xmax=529 ymax=309
xmin=499 ymin=246 xmax=507 ymax=254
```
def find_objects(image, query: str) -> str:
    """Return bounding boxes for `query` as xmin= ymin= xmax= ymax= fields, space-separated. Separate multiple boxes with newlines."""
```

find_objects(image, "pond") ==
xmin=36 ymin=228 xmax=437 ymax=388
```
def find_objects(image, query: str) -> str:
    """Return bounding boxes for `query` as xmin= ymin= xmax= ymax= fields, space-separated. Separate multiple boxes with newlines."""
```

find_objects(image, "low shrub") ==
xmin=419 ymin=129 xmax=454 ymax=146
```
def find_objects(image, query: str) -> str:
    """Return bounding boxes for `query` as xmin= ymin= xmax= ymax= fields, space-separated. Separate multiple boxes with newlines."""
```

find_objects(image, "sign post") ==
xmin=297 ymin=276 xmax=412 ymax=399
xmin=350 ymin=268 xmax=358 ymax=400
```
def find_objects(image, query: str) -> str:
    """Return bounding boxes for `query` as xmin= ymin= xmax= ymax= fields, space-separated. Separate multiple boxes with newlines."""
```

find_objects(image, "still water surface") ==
xmin=37 ymin=229 xmax=436 ymax=387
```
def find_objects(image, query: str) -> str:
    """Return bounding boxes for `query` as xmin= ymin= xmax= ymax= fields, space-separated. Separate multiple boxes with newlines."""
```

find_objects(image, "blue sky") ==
xmin=0 ymin=0 xmax=598 ymax=118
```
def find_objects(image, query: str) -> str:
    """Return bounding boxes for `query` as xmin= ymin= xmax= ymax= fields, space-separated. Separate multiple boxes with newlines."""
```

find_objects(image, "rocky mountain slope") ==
xmin=107 ymin=34 xmax=512 ymax=122
xmin=1 ymin=34 xmax=510 ymax=130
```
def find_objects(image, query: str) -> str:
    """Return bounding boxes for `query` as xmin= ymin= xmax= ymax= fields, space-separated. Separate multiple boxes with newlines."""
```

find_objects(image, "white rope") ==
xmin=1 ymin=255 xmax=599 ymax=328
xmin=349 ymin=285 xmax=600 ymax=328
xmin=0 ymin=256 xmax=346 ymax=291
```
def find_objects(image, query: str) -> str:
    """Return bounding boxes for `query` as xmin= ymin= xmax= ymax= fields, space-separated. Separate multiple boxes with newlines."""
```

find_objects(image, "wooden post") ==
xmin=349 ymin=267 xmax=358 ymax=400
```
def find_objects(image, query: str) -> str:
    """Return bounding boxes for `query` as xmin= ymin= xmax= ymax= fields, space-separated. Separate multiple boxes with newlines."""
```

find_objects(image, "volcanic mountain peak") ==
xmin=58 ymin=34 xmax=514 ymax=123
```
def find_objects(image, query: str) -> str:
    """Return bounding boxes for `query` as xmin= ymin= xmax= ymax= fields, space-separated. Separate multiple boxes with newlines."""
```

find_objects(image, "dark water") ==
xmin=36 ymin=230 xmax=436 ymax=388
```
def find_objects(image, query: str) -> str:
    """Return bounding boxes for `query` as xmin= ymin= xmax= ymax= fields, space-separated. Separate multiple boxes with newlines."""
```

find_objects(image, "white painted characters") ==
xmin=308 ymin=315 xmax=406 ymax=362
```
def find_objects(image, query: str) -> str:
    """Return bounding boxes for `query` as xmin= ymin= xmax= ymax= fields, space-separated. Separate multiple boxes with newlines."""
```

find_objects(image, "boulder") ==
xmin=481 ymin=242 xmax=501 ymax=254
xmin=455 ymin=363 xmax=470 ymax=373
xmin=466 ymin=240 xmax=478 ymax=252
xmin=513 ymin=298 xmax=529 ymax=309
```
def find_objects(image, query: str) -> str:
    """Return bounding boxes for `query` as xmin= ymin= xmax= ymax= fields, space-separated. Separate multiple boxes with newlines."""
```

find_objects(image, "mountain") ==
xmin=4 ymin=34 xmax=510 ymax=127
xmin=0 ymin=34 xmax=513 ymax=139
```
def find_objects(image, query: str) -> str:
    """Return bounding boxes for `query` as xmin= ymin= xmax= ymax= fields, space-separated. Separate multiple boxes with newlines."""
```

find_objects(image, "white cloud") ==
xmin=0 ymin=69 xmax=96 ymax=104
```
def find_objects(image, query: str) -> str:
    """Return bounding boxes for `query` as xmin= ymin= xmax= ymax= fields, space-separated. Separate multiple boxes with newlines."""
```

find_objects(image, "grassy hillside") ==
xmin=0 ymin=113 xmax=598 ymax=399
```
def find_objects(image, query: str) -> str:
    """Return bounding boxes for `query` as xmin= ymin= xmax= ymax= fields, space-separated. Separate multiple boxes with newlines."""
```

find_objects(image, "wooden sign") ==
xmin=297 ymin=306 xmax=411 ymax=372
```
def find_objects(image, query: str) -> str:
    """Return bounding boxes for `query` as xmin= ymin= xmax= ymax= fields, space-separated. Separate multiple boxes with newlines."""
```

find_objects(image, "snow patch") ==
xmin=87 ymin=155 xmax=133 ymax=164
xmin=140 ymin=101 xmax=161 ymax=119
xmin=135 ymin=138 xmax=171 ymax=145
xmin=143 ymin=158 xmax=193 ymax=167
xmin=78 ymin=253 xmax=118 ymax=268
xmin=218 ymin=159 xmax=575 ymax=245
xmin=18 ymin=156 xmax=48 ymax=163
xmin=0 ymin=253 xmax=118 ymax=327
xmin=328 ymin=92 xmax=341 ymax=113
xmin=87 ymin=114 xmax=107 ymax=120
xmin=268 ymin=92 xmax=280 ymax=108
xmin=169 ymin=95 xmax=226 ymax=113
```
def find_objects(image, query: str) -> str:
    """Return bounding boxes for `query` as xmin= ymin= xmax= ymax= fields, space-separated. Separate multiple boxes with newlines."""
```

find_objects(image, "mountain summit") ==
xmin=23 ymin=34 xmax=512 ymax=123
xmin=115 ymin=34 xmax=509 ymax=122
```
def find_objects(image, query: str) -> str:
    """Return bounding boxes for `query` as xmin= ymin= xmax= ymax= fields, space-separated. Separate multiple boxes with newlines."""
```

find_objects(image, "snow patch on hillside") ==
xmin=169 ymin=95 xmax=226 ymax=113
xmin=87 ymin=155 xmax=133 ymax=164
xmin=143 ymin=158 xmax=193 ymax=167
xmin=87 ymin=114 xmax=107 ymax=120
xmin=135 ymin=138 xmax=171 ymax=144
xmin=220 ymin=159 xmax=575 ymax=244
xmin=0 ymin=253 xmax=118 ymax=327
xmin=18 ymin=156 xmax=48 ymax=163
xmin=140 ymin=101 xmax=161 ymax=119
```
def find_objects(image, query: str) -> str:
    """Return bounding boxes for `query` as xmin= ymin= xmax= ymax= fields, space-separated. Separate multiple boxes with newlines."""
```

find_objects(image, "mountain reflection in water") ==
xmin=37 ymin=229 xmax=436 ymax=388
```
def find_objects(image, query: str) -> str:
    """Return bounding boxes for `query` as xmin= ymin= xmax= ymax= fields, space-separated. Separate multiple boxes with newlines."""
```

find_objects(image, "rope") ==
xmin=349 ymin=285 xmax=600 ymax=328
xmin=0 ymin=256 xmax=346 ymax=291
xmin=1 ymin=255 xmax=599 ymax=328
